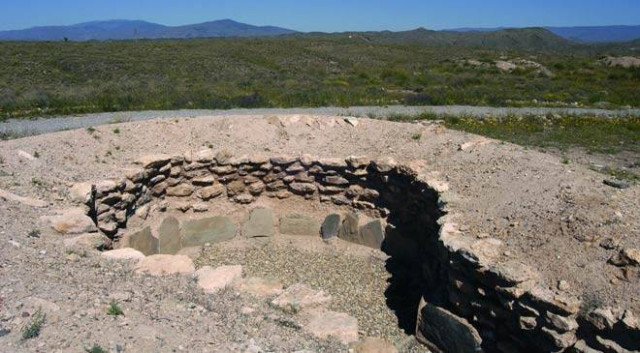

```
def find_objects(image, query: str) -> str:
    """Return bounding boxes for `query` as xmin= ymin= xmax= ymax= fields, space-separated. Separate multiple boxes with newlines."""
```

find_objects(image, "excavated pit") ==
xmin=72 ymin=150 xmax=640 ymax=353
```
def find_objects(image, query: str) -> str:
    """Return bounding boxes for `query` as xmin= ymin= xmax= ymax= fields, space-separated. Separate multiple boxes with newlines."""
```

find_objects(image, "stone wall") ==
xmin=70 ymin=150 xmax=639 ymax=353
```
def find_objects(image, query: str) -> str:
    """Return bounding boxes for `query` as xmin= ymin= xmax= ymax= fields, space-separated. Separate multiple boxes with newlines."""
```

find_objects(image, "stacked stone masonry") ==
xmin=72 ymin=150 xmax=639 ymax=353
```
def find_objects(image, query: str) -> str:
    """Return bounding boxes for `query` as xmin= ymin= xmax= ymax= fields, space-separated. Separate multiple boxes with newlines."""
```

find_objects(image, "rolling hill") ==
xmin=0 ymin=19 xmax=297 ymax=41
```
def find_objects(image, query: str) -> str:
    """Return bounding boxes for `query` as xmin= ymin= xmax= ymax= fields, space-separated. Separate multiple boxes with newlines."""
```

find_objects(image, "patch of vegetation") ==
xmin=85 ymin=344 xmax=108 ymax=353
xmin=20 ymin=309 xmax=45 ymax=341
xmin=411 ymin=133 xmax=422 ymax=141
xmin=106 ymin=300 xmax=123 ymax=316
xmin=0 ymin=38 xmax=638 ymax=120
xmin=27 ymin=229 xmax=41 ymax=238
xmin=112 ymin=128 xmax=120 ymax=134
xmin=386 ymin=112 xmax=640 ymax=155
xmin=595 ymin=166 xmax=640 ymax=182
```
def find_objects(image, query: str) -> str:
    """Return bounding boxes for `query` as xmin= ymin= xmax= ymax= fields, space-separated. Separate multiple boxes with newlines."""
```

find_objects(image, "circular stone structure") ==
xmin=67 ymin=150 xmax=639 ymax=353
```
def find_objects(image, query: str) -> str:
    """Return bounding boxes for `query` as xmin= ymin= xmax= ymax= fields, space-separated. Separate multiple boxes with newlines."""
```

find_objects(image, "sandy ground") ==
xmin=0 ymin=114 xmax=638 ymax=352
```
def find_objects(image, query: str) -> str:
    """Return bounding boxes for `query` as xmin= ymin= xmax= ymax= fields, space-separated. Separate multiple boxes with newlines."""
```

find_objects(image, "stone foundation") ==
xmin=68 ymin=150 xmax=639 ymax=353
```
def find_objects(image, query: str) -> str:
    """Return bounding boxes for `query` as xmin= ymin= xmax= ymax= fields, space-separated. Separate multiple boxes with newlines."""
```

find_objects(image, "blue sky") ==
xmin=1 ymin=0 xmax=639 ymax=32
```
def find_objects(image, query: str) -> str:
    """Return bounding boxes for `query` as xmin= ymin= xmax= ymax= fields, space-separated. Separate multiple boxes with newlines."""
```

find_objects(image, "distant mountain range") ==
xmin=0 ymin=19 xmax=296 ymax=41
xmin=0 ymin=19 xmax=639 ymax=44
xmin=450 ymin=25 xmax=640 ymax=43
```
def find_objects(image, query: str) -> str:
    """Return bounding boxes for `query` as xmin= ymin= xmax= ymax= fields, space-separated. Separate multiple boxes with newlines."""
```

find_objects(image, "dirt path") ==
xmin=2 ymin=105 xmax=638 ymax=138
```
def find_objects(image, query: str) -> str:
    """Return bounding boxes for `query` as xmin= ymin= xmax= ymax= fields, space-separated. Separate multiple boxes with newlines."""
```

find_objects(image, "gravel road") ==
xmin=1 ymin=105 xmax=639 ymax=138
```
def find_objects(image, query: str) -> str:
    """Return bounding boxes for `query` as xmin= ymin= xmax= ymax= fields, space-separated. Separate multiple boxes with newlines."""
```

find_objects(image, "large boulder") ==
xmin=41 ymin=208 xmax=97 ymax=234
xmin=181 ymin=216 xmax=237 ymax=247
xmin=134 ymin=255 xmax=195 ymax=276
xmin=63 ymin=233 xmax=111 ymax=255
xmin=69 ymin=182 xmax=93 ymax=205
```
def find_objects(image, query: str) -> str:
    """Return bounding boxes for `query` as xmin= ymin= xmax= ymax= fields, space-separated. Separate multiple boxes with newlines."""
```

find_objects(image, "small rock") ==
xmin=69 ymin=182 xmax=93 ymax=204
xmin=237 ymin=277 xmax=284 ymax=297
xmin=609 ymin=248 xmax=640 ymax=267
xmin=198 ymin=184 xmax=225 ymax=200
xmin=300 ymin=308 xmax=358 ymax=344
xmin=196 ymin=265 xmax=243 ymax=293
xmin=101 ymin=248 xmax=146 ymax=261
xmin=136 ymin=154 xmax=172 ymax=169
xmin=557 ymin=280 xmax=570 ymax=291
xmin=234 ymin=194 xmax=255 ymax=204
xmin=600 ymin=237 xmax=620 ymax=250
xmin=271 ymin=283 xmax=332 ymax=313
xmin=192 ymin=203 xmax=209 ymax=212
xmin=603 ymin=179 xmax=630 ymax=189
xmin=350 ymin=337 xmax=398 ymax=353
xmin=344 ymin=117 xmax=359 ymax=127
xmin=135 ymin=255 xmax=195 ymax=276
xmin=166 ymin=183 xmax=194 ymax=197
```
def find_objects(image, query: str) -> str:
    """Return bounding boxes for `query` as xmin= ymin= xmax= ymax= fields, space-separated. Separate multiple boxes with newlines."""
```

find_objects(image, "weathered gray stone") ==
xmin=324 ymin=175 xmax=349 ymax=186
xmin=227 ymin=179 xmax=246 ymax=196
xmin=63 ymin=233 xmax=110 ymax=255
xmin=357 ymin=219 xmax=386 ymax=249
xmin=289 ymin=182 xmax=317 ymax=195
xmin=279 ymin=214 xmax=320 ymax=236
xmin=338 ymin=212 xmax=359 ymax=242
xmin=128 ymin=226 xmax=159 ymax=256
xmin=483 ymin=260 xmax=540 ymax=287
xmin=416 ymin=299 xmax=482 ymax=353
xmin=158 ymin=216 xmax=181 ymax=255
xmin=346 ymin=155 xmax=370 ymax=169
xmin=546 ymin=311 xmax=579 ymax=332
xmin=243 ymin=208 xmax=275 ymax=238
xmin=541 ymin=327 xmax=577 ymax=349
xmin=270 ymin=155 xmax=297 ymax=165
xmin=321 ymin=214 xmax=342 ymax=240
xmin=215 ymin=150 xmax=233 ymax=165
xmin=181 ymin=217 xmax=237 ymax=247
xmin=331 ymin=195 xmax=351 ymax=205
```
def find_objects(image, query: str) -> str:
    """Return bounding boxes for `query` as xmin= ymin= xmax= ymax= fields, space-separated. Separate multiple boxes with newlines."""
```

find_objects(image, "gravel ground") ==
xmin=196 ymin=239 xmax=428 ymax=353
xmin=1 ymin=105 xmax=639 ymax=138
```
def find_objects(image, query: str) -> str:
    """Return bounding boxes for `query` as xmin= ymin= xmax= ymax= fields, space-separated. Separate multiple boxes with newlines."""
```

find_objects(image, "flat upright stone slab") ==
xmin=321 ymin=214 xmax=342 ymax=240
xmin=357 ymin=219 xmax=386 ymax=249
xmin=181 ymin=216 xmax=237 ymax=247
xmin=416 ymin=299 xmax=482 ymax=353
xmin=237 ymin=277 xmax=284 ymax=297
xmin=102 ymin=248 xmax=145 ymax=261
xmin=271 ymin=283 xmax=332 ymax=313
xmin=135 ymin=255 xmax=195 ymax=276
xmin=338 ymin=212 xmax=359 ymax=242
xmin=196 ymin=265 xmax=243 ymax=293
xmin=279 ymin=214 xmax=320 ymax=236
xmin=158 ymin=216 xmax=181 ymax=255
xmin=128 ymin=226 xmax=159 ymax=256
xmin=243 ymin=208 xmax=275 ymax=238
xmin=301 ymin=308 xmax=359 ymax=345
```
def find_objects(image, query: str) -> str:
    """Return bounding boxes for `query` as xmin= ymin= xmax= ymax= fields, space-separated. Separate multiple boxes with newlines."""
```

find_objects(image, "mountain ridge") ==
xmin=1 ymin=19 xmax=639 ymax=44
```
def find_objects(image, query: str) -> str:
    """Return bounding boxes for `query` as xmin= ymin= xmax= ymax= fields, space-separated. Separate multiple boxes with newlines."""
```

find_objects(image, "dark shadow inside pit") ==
xmin=364 ymin=167 xmax=447 ymax=336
